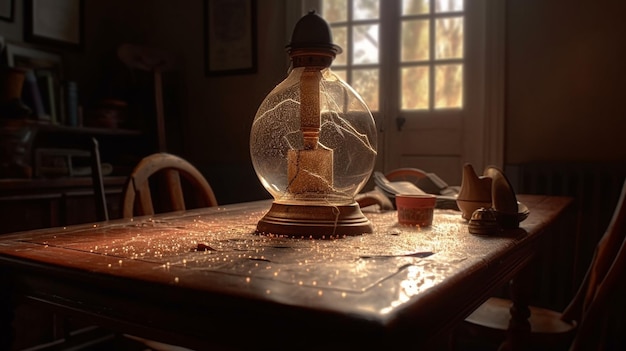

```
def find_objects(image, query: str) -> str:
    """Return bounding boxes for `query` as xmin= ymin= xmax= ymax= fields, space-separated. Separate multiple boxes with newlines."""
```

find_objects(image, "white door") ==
xmin=297 ymin=0 xmax=504 ymax=186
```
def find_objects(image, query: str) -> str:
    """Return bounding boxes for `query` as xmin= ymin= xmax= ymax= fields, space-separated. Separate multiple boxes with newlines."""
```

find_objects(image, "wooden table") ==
xmin=0 ymin=195 xmax=573 ymax=350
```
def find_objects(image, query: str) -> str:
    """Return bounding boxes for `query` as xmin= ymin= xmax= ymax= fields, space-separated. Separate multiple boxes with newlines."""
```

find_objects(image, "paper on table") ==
xmin=373 ymin=171 xmax=459 ymax=210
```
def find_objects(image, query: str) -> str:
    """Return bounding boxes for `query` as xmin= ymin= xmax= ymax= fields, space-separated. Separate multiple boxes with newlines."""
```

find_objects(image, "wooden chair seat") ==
xmin=466 ymin=297 xmax=573 ymax=333
xmin=121 ymin=152 xmax=218 ymax=218
xmin=463 ymin=297 xmax=577 ymax=351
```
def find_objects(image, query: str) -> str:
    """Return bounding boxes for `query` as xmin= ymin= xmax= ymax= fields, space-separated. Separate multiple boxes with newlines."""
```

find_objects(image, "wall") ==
xmin=3 ymin=0 xmax=624 ymax=204
xmin=505 ymin=0 xmax=626 ymax=164
xmin=504 ymin=0 xmax=626 ymax=311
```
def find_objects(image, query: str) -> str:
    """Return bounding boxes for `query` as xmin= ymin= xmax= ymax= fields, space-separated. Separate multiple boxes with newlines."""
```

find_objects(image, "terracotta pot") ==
xmin=396 ymin=194 xmax=437 ymax=227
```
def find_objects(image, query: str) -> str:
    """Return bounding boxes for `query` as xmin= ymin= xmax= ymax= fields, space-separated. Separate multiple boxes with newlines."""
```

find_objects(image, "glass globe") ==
xmin=250 ymin=11 xmax=377 ymax=238
xmin=250 ymin=66 xmax=377 ymax=206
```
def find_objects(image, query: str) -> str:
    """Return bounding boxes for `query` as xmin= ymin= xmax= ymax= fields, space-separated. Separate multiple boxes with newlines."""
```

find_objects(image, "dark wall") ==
xmin=505 ymin=0 xmax=626 ymax=164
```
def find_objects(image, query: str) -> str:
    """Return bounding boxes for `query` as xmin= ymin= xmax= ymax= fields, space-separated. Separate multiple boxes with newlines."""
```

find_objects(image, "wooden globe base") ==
xmin=256 ymin=202 xmax=372 ymax=239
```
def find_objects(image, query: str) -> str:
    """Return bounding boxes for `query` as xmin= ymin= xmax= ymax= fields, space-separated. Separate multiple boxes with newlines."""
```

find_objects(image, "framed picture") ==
xmin=0 ymin=0 xmax=14 ymax=22
xmin=6 ymin=43 xmax=63 ymax=71
xmin=23 ymin=0 xmax=83 ymax=50
xmin=6 ymin=43 xmax=64 ymax=123
xmin=204 ymin=0 xmax=257 ymax=76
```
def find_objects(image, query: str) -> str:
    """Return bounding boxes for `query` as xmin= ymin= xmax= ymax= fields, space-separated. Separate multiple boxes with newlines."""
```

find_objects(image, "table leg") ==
xmin=499 ymin=268 xmax=533 ymax=351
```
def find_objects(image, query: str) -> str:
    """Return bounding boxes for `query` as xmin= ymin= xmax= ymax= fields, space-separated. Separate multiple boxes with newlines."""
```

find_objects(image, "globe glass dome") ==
xmin=250 ymin=66 xmax=377 ymax=206
xmin=250 ymin=11 xmax=377 ymax=238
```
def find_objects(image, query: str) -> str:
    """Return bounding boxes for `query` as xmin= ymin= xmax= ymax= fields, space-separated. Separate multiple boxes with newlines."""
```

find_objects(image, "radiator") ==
xmin=505 ymin=162 xmax=626 ymax=310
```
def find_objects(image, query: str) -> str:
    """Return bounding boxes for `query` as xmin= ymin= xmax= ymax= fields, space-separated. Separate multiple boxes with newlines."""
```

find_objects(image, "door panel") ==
xmin=388 ymin=123 xmax=465 ymax=185
xmin=400 ymin=129 xmax=461 ymax=155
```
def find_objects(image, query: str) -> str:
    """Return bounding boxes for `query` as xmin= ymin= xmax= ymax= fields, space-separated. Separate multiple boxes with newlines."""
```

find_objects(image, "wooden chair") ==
xmin=121 ymin=152 xmax=218 ymax=218
xmin=120 ymin=152 xmax=217 ymax=349
xmin=385 ymin=167 xmax=429 ymax=187
xmin=459 ymin=178 xmax=626 ymax=351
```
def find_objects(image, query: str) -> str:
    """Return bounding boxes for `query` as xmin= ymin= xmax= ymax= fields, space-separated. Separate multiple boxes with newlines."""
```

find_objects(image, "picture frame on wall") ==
xmin=6 ymin=43 xmax=63 ymax=74
xmin=24 ymin=0 xmax=84 ymax=50
xmin=204 ymin=0 xmax=257 ymax=76
xmin=0 ymin=0 xmax=14 ymax=22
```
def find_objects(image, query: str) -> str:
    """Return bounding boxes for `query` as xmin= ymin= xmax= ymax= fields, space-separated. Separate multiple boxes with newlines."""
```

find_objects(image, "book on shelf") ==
xmin=21 ymin=69 xmax=49 ymax=121
xmin=35 ymin=69 xmax=60 ymax=124
xmin=62 ymin=80 xmax=78 ymax=127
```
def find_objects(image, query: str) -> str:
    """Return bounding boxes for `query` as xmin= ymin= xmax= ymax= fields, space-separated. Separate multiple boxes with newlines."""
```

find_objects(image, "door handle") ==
xmin=396 ymin=117 xmax=406 ymax=131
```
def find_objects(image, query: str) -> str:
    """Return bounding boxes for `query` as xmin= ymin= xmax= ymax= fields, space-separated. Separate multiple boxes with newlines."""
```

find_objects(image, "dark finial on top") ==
xmin=286 ymin=10 xmax=342 ymax=55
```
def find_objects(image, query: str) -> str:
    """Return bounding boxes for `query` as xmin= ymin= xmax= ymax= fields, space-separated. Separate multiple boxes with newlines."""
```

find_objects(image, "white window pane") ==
xmin=401 ymin=66 xmax=429 ymax=110
xmin=353 ymin=68 xmax=379 ymax=111
xmin=401 ymin=19 xmax=429 ymax=62
xmin=435 ymin=17 xmax=463 ymax=59
xmin=402 ymin=0 xmax=430 ymax=15
xmin=435 ymin=0 xmax=463 ymax=13
xmin=435 ymin=64 xmax=463 ymax=109
xmin=333 ymin=69 xmax=347 ymax=82
xmin=333 ymin=26 xmax=348 ymax=66
xmin=353 ymin=24 xmax=379 ymax=65
xmin=322 ymin=0 xmax=347 ymax=23
xmin=354 ymin=0 xmax=379 ymax=20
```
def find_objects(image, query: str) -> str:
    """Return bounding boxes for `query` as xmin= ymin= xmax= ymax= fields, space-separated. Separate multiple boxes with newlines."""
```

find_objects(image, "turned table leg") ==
xmin=499 ymin=267 xmax=533 ymax=351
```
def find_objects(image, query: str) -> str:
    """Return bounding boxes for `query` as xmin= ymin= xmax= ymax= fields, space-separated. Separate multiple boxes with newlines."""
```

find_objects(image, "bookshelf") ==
xmin=0 ymin=119 xmax=152 ymax=233
xmin=0 ymin=119 xmax=149 ymax=177
xmin=1 ymin=43 xmax=157 ymax=234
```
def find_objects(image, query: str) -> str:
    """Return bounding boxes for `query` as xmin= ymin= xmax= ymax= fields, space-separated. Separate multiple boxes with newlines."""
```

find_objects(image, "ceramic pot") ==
xmin=484 ymin=166 xmax=521 ymax=228
xmin=456 ymin=163 xmax=492 ymax=220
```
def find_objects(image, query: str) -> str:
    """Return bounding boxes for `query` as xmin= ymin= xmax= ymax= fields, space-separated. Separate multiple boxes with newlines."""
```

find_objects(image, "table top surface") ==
xmin=0 ymin=194 xmax=573 ymax=349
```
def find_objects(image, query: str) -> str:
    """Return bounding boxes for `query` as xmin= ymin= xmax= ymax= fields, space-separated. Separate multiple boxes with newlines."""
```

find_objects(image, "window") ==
xmin=317 ymin=0 xmax=464 ymax=112
xmin=400 ymin=0 xmax=464 ymax=110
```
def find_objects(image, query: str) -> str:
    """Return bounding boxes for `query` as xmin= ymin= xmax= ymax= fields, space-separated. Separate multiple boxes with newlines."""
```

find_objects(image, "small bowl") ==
xmin=396 ymin=194 xmax=437 ymax=227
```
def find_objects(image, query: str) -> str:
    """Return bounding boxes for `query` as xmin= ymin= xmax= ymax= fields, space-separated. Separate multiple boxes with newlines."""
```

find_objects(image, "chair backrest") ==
xmin=570 ymin=229 xmax=626 ymax=350
xmin=121 ymin=153 xmax=218 ymax=218
xmin=385 ymin=167 xmax=428 ymax=183
xmin=563 ymin=178 xmax=626 ymax=350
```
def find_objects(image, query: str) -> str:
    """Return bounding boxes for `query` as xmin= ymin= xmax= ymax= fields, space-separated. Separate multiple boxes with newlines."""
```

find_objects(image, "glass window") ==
xmin=321 ymin=0 xmax=465 ymax=112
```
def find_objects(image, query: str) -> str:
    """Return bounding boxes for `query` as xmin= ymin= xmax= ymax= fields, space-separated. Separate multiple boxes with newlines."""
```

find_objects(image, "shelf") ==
xmin=1 ymin=118 xmax=150 ymax=179
xmin=1 ymin=119 xmax=142 ymax=136
xmin=0 ymin=176 xmax=127 ymax=195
